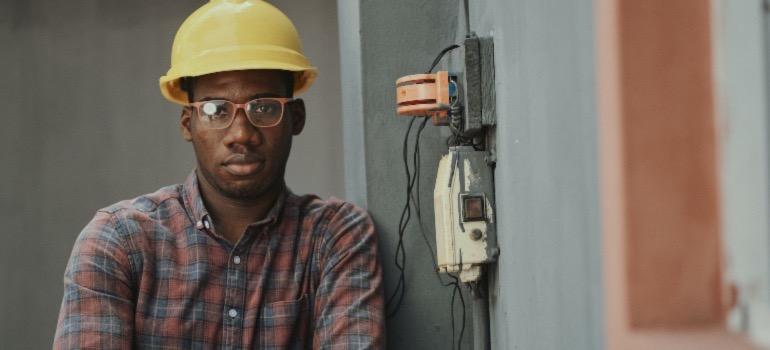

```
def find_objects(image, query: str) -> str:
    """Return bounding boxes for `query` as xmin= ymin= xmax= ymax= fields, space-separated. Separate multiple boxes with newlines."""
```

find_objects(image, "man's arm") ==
xmin=54 ymin=211 xmax=135 ymax=349
xmin=313 ymin=202 xmax=385 ymax=349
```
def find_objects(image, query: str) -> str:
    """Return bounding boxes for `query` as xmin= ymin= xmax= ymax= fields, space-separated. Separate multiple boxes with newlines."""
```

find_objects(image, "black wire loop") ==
xmin=385 ymin=43 xmax=467 ymax=349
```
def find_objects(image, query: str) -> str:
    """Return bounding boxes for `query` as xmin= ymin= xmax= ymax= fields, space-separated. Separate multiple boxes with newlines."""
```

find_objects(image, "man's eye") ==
xmin=254 ymin=104 xmax=277 ymax=114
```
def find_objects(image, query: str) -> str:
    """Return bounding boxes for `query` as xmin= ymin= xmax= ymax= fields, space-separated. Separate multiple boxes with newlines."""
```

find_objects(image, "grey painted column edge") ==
xmin=337 ymin=0 xmax=368 ymax=208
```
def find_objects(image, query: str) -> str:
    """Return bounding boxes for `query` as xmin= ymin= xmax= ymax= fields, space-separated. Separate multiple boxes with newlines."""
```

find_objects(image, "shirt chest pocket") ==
xmin=256 ymin=294 xmax=311 ymax=349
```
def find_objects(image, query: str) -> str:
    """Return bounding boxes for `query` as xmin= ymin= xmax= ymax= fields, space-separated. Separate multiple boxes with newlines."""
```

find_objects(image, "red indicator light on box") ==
xmin=462 ymin=195 xmax=485 ymax=222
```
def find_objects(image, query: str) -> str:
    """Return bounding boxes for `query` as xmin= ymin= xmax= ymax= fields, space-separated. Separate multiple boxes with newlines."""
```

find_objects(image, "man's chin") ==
xmin=217 ymin=180 xmax=270 ymax=200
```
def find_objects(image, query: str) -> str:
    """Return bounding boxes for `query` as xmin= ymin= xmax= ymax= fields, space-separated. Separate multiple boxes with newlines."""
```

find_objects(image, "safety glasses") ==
xmin=188 ymin=97 xmax=294 ymax=129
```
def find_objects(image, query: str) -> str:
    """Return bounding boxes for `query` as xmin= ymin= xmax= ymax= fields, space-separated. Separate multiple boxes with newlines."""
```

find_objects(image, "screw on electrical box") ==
xmin=470 ymin=229 xmax=483 ymax=241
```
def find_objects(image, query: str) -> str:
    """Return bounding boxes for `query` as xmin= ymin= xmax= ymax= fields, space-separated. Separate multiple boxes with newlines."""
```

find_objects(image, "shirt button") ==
xmin=233 ymin=256 xmax=241 ymax=265
xmin=228 ymin=308 xmax=238 ymax=318
xmin=203 ymin=219 xmax=211 ymax=230
xmin=195 ymin=221 xmax=204 ymax=229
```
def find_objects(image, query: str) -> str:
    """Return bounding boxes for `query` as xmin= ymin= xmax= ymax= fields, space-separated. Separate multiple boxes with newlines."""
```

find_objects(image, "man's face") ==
xmin=180 ymin=69 xmax=305 ymax=200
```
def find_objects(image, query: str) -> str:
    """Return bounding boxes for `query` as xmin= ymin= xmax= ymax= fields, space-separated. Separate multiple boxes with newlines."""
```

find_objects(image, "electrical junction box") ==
xmin=455 ymin=33 xmax=497 ymax=136
xmin=434 ymin=146 xmax=498 ymax=282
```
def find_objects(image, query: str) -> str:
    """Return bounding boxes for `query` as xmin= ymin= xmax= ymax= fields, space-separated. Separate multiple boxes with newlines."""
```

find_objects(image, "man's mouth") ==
xmin=222 ymin=154 xmax=265 ymax=177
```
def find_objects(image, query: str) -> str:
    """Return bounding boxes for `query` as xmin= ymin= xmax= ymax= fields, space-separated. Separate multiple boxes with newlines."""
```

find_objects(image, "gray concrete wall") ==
xmin=344 ymin=0 xmax=477 ymax=348
xmin=468 ymin=0 xmax=604 ymax=348
xmin=342 ymin=0 xmax=604 ymax=348
xmin=0 ymin=1 xmax=343 ymax=348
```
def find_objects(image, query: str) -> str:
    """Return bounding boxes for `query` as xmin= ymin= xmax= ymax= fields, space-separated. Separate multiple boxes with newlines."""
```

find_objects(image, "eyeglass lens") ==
xmin=197 ymin=99 xmax=284 ymax=128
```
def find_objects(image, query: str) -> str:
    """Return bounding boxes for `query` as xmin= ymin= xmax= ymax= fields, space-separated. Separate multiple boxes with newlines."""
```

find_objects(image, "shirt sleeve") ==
xmin=313 ymin=202 xmax=385 ymax=349
xmin=53 ymin=211 xmax=136 ymax=349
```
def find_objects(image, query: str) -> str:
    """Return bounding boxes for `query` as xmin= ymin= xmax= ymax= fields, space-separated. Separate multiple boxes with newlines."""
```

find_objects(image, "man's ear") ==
xmin=288 ymin=99 xmax=306 ymax=135
xmin=180 ymin=106 xmax=193 ymax=141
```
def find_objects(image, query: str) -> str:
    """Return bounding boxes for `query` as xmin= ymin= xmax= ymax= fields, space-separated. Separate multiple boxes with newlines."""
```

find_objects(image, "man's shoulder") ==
xmin=96 ymin=183 xmax=184 ymax=221
xmin=291 ymin=193 xmax=371 ymax=223
xmin=289 ymin=194 xmax=375 ymax=247
xmin=76 ymin=183 xmax=185 ymax=250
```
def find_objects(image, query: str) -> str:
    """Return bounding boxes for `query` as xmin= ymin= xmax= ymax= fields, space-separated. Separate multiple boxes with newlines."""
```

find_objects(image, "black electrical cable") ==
xmin=450 ymin=273 xmax=467 ymax=350
xmin=386 ymin=43 xmax=468 ymax=349
xmin=387 ymin=116 xmax=431 ymax=318
xmin=427 ymin=43 xmax=468 ymax=349
xmin=385 ymin=116 xmax=417 ymax=318
xmin=428 ymin=44 xmax=460 ymax=73
xmin=463 ymin=0 xmax=471 ymax=35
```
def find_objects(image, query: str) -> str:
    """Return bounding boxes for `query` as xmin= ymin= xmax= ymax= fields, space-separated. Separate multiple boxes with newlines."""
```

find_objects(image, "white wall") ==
xmin=714 ymin=0 xmax=770 ymax=346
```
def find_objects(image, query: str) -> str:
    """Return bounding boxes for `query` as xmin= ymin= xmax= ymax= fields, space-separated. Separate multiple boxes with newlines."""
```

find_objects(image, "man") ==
xmin=53 ymin=1 xmax=384 ymax=348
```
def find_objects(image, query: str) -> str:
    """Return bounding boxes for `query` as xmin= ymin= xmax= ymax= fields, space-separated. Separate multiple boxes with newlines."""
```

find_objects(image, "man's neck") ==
xmin=196 ymin=171 xmax=283 ymax=244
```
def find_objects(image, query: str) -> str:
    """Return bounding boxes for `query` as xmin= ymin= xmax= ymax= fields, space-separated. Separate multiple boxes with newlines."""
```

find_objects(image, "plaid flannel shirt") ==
xmin=54 ymin=171 xmax=384 ymax=349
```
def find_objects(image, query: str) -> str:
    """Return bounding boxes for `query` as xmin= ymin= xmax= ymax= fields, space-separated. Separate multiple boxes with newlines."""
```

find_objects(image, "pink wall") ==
xmin=596 ymin=0 xmax=756 ymax=348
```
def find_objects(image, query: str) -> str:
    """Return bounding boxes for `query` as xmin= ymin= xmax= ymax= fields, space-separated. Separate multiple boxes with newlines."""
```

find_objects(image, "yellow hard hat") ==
xmin=159 ymin=0 xmax=317 ymax=105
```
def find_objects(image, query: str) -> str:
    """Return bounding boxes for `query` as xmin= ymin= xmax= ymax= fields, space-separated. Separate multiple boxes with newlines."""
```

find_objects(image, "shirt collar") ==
xmin=181 ymin=169 xmax=290 ymax=230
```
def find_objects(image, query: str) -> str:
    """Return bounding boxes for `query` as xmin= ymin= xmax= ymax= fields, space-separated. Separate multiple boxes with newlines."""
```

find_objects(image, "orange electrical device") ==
xmin=396 ymin=71 xmax=451 ymax=125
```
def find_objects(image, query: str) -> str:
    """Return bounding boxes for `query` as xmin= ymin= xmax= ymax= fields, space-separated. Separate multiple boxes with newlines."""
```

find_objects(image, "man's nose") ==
xmin=223 ymin=108 xmax=262 ymax=146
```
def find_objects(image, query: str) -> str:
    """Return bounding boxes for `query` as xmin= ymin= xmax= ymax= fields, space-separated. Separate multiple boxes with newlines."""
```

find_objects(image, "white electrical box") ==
xmin=434 ymin=146 xmax=498 ymax=282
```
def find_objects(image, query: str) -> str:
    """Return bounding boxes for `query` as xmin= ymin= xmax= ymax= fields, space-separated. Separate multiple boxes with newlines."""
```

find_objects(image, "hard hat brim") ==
xmin=159 ymin=56 xmax=317 ymax=105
